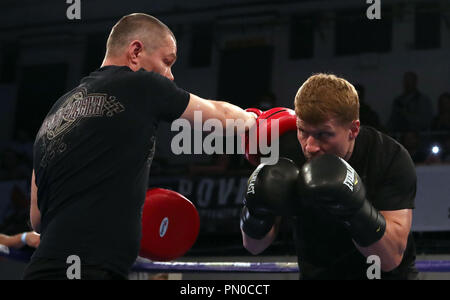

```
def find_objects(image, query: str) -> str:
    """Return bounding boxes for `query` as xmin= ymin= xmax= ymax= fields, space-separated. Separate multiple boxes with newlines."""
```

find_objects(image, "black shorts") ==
xmin=23 ymin=257 xmax=127 ymax=280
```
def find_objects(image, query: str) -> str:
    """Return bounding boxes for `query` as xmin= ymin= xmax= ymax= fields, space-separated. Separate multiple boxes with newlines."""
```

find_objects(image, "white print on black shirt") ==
xmin=147 ymin=136 xmax=156 ymax=166
xmin=37 ymin=88 xmax=125 ymax=167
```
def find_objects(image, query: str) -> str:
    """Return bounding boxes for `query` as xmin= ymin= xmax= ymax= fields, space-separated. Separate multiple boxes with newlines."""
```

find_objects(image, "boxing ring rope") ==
xmin=132 ymin=260 xmax=300 ymax=273
xmin=1 ymin=245 xmax=450 ymax=273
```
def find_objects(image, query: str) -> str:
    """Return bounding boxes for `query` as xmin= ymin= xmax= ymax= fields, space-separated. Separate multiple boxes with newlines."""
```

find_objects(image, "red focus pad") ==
xmin=243 ymin=107 xmax=297 ymax=166
xmin=140 ymin=188 xmax=200 ymax=261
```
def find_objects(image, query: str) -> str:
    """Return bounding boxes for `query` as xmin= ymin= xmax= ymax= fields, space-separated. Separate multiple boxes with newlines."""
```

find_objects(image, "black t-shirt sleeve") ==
xmin=138 ymin=70 xmax=190 ymax=122
xmin=373 ymin=146 xmax=416 ymax=211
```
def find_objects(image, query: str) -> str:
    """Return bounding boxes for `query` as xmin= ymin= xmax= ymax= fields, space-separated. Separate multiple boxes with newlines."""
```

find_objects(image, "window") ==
xmin=0 ymin=42 xmax=19 ymax=83
xmin=189 ymin=23 xmax=213 ymax=68
xmin=289 ymin=15 xmax=315 ymax=59
xmin=335 ymin=7 xmax=392 ymax=56
xmin=414 ymin=3 xmax=441 ymax=50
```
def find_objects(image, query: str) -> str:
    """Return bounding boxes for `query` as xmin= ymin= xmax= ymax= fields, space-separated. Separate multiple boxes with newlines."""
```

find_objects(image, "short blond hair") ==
xmin=294 ymin=73 xmax=359 ymax=125
xmin=106 ymin=13 xmax=175 ymax=57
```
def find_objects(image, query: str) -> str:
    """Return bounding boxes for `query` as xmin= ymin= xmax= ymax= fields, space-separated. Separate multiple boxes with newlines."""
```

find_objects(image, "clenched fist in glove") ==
xmin=298 ymin=154 xmax=386 ymax=247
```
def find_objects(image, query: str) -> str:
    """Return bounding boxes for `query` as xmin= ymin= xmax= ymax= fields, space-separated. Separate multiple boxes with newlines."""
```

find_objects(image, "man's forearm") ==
xmin=212 ymin=100 xmax=256 ymax=134
xmin=0 ymin=233 xmax=24 ymax=249
xmin=30 ymin=217 xmax=41 ymax=233
xmin=242 ymin=217 xmax=281 ymax=255
xmin=182 ymin=94 xmax=256 ymax=135
xmin=30 ymin=170 xmax=41 ymax=233
xmin=354 ymin=214 xmax=408 ymax=272
xmin=30 ymin=209 xmax=41 ymax=233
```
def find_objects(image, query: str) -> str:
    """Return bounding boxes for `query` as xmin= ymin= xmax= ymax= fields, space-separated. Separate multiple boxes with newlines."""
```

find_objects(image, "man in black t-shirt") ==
xmin=24 ymin=13 xmax=256 ymax=280
xmin=240 ymin=74 xmax=418 ymax=279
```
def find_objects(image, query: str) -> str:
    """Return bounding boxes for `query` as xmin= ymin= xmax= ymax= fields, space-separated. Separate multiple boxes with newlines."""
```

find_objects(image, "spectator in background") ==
xmin=431 ymin=92 xmax=450 ymax=131
xmin=388 ymin=72 xmax=433 ymax=133
xmin=400 ymin=131 xmax=445 ymax=165
xmin=441 ymin=136 xmax=450 ymax=163
xmin=354 ymin=84 xmax=384 ymax=132
xmin=400 ymin=131 xmax=428 ymax=164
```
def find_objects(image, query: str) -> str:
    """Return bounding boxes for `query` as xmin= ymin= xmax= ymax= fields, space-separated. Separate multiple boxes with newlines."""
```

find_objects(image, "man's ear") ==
xmin=127 ymin=40 xmax=144 ymax=71
xmin=350 ymin=120 xmax=360 ymax=140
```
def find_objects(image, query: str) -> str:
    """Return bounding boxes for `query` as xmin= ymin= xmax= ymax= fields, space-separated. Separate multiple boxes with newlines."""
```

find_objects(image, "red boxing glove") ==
xmin=140 ymin=188 xmax=200 ymax=261
xmin=243 ymin=107 xmax=297 ymax=166
xmin=245 ymin=108 xmax=263 ymax=118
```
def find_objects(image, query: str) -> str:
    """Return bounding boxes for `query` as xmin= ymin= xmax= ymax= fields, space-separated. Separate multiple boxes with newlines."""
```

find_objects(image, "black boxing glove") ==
xmin=298 ymin=154 xmax=386 ymax=247
xmin=240 ymin=205 xmax=275 ymax=240
xmin=240 ymin=158 xmax=300 ymax=239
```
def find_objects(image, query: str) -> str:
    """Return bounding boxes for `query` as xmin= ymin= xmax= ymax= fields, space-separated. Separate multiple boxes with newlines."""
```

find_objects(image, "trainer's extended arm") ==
xmin=180 ymin=93 xmax=256 ymax=133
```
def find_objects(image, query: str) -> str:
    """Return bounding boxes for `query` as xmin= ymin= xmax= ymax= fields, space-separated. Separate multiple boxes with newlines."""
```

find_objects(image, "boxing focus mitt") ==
xmin=140 ymin=188 xmax=200 ymax=261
